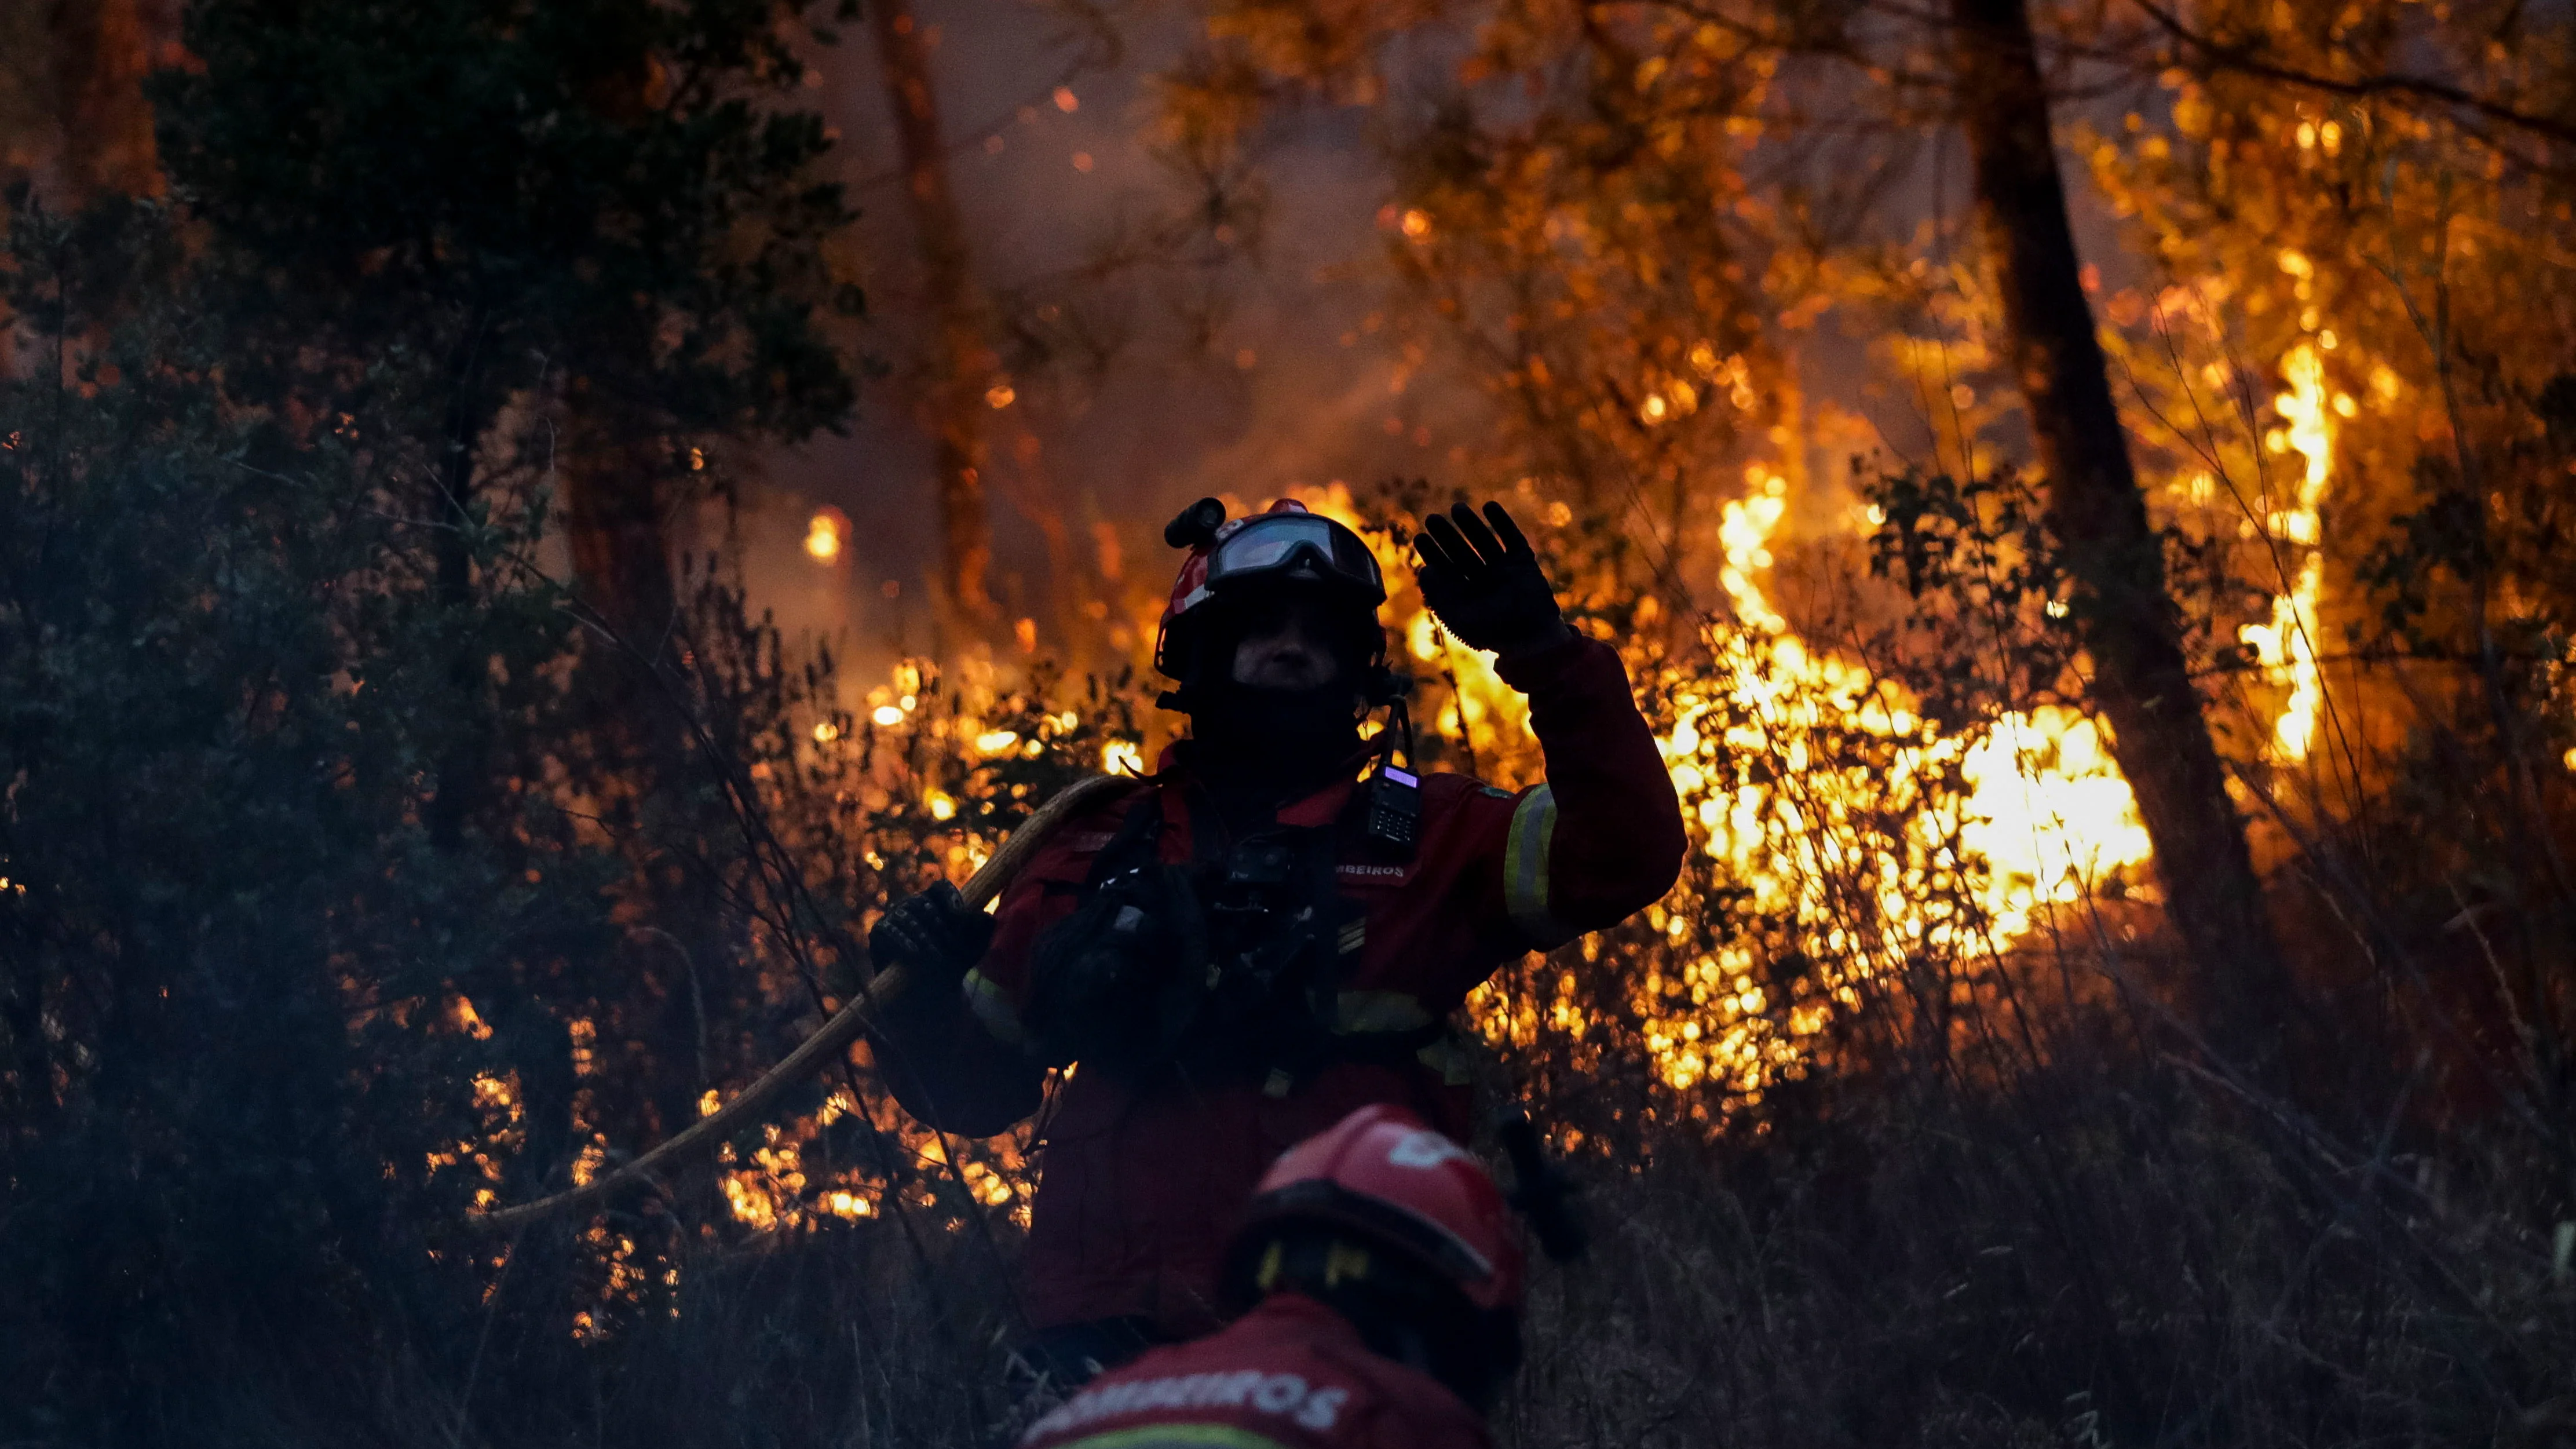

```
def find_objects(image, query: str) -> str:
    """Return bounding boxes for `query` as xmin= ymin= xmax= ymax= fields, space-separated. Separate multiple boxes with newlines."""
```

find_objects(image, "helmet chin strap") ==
xmin=1362 ymin=667 xmax=1415 ymax=762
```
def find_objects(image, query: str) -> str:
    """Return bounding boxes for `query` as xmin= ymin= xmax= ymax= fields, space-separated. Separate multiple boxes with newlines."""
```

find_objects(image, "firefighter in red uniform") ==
xmin=868 ymin=497 xmax=1682 ymax=1378
xmin=1017 ymin=1104 xmax=1524 ymax=1449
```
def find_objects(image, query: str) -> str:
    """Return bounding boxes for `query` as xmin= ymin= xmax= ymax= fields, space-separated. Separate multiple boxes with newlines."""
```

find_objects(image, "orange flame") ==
xmin=1410 ymin=473 xmax=2155 ymax=1097
xmin=2243 ymin=331 xmax=2337 ymax=761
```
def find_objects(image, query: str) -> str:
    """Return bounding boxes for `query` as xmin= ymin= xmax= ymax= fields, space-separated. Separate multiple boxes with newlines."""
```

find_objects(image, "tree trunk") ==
xmin=46 ymin=0 xmax=162 ymax=199
xmin=549 ymin=56 xmax=686 ymax=670
xmin=425 ymin=314 xmax=497 ymax=851
xmin=561 ymin=421 xmax=680 ymax=655
xmin=1949 ymin=0 xmax=2293 ymax=1047
xmin=868 ymin=0 xmax=996 ymax=638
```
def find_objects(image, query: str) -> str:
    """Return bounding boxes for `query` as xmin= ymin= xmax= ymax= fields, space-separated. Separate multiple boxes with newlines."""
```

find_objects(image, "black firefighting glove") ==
xmin=1413 ymin=501 xmax=1576 ymax=658
xmin=868 ymin=882 xmax=996 ymax=992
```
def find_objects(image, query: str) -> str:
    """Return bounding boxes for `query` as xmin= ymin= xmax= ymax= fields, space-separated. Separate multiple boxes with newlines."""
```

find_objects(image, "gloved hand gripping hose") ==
xmin=467 ymin=773 xmax=1135 ymax=1234
xmin=868 ymin=879 xmax=996 ymax=998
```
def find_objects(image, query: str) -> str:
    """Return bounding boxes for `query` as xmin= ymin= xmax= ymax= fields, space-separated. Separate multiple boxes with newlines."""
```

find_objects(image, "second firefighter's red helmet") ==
xmin=1236 ymin=1104 xmax=1525 ymax=1313
xmin=1154 ymin=498 xmax=1386 ymax=680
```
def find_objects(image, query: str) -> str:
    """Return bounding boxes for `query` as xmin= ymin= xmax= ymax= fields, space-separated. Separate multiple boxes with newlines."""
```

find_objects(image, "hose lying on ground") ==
xmin=468 ymin=773 xmax=1131 ymax=1235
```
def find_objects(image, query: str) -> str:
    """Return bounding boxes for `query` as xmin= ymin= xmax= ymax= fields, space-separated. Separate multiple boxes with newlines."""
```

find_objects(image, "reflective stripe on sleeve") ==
xmin=1416 ymin=1034 xmax=1477 ymax=1086
xmin=962 ymin=968 xmax=1025 ymax=1045
xmin=1504 ymin=783 xmax=1575 ymax=949
xmin=1333 ymin=991 xmax=1474 ymax=1085
xmin=1333 ymin=990 xmax=1434 ymax=1033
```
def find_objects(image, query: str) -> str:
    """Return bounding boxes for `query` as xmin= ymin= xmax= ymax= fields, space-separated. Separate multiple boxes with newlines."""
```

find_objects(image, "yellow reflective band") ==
xmin=1053 ymin=1428 xmax=1295 ymax=1449
xmin=1504 ymin=783 xmax=1574 ymax=948
xmin=962 ymin=968 xmax=1025 ymax=1045
xmin=1333 ymin=990 xmax=1432 ymax=1034
xmin=1416 ymin=1034 xmax=1477 ymax=1086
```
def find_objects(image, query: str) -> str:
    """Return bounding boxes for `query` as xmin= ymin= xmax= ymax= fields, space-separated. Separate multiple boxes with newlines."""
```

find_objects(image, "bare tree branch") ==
xmin=2129 ymin=0 xmax=2576 ymax=148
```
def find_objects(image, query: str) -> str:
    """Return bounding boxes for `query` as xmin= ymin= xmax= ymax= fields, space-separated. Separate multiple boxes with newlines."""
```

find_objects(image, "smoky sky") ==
xmin=751 ymin=2 xmax=1476 ymax=665
xmin=748 ymin=0 xmax=2166 ymax=670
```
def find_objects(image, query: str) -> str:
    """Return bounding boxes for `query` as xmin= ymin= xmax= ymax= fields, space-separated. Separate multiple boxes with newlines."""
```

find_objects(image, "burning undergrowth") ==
xmin=8 ymin=4 xmax=2576 ymax=1441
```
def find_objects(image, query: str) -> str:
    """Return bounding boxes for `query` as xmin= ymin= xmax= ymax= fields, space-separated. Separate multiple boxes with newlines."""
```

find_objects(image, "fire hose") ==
xmin=469 ymin=773 xmax=1134 ymax=1234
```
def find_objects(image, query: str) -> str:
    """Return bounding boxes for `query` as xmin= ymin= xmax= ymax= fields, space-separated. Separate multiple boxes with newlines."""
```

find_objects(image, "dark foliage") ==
xmin=149 ymin=0 xmax=863 ymax=447
xmin=0 ymin=193 xmax=623 ymax=1440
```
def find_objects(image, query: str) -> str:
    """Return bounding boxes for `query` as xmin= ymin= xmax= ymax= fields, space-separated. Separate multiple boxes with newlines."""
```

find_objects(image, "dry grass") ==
xmin=18 ymin=954 xmax=2569 ymax=1449
xmin=394 ymin=968 xmax=2575 ymax=1449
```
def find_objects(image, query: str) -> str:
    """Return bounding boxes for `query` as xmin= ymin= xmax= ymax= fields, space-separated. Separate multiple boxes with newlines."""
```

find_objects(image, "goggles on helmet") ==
xmin=1202 ymin=512 xmax=1383 ymax=603
xmin=1155 ymin=500 xmax=1389 ymax=686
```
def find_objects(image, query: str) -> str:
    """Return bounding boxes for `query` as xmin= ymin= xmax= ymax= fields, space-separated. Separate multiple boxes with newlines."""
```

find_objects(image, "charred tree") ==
xmin=869 ymin=0 xmax=997 ymax=637
xmin=559 ymin=391 xmax=684 ymax=659
xmin=1949 ymin=0 xmax=2294 ymax=1047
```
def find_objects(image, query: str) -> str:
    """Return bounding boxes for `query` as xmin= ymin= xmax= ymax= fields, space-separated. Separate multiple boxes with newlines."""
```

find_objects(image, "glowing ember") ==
xmin=804 ymin=508 xmax=849 ymax=563
xmin=450 ymin=995 xmax=494 ymax=1041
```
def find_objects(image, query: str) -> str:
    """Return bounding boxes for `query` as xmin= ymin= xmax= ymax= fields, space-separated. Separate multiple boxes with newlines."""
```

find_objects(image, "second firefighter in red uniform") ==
xmin=1018 ymin=1104 xmax=1525 ymax=1449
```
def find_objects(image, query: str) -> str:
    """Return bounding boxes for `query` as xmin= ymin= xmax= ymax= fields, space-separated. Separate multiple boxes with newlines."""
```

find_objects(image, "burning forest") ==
xmin=4 ymin=0 xmax=2575 ymax=1446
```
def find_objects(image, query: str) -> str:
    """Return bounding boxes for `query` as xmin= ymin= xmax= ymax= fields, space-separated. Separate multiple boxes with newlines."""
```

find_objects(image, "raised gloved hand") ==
xmin=868 ymin=881 xmax=997 ymax=988
xmin=1413 ymin=501 xmax=1575 ymax=658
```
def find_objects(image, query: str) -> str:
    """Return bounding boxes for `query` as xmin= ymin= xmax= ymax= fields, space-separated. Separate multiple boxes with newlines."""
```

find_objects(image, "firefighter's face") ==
xmin=1230 ymin=596 xmax=1344 ymax=691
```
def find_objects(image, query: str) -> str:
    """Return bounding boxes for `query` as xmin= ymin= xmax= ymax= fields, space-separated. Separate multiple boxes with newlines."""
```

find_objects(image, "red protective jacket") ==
xmin=876 ymin=634 xmax=1682 ymax=1334
xmin=1017 ymin=1293 xmax=1489 ymax=1449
